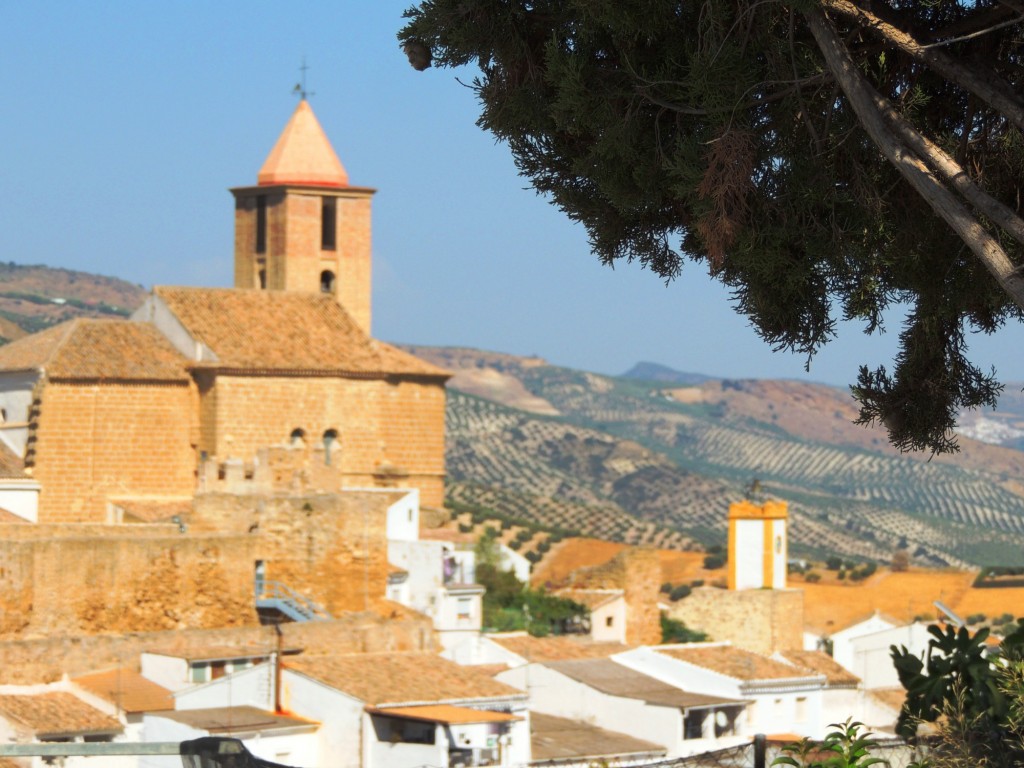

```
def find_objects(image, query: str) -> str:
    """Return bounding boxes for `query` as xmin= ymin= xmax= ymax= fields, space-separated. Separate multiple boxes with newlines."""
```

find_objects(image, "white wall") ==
xmin=0 ymin=371 xmax=38 ymax=456
xmin=829 ymin=615 xmax=900 ymax=674
xmin=497 ymin=546 xmax=530 ymax=584
xmin=140 ymin=654 xmax=191 ymax=692
xmin=385 ymin=490 xmax=419 ymax=542
xmin=733 ymin=520 xmax=764 ymax=590
xmin=280 ymin=670 xmax=365 ymax=768
xmin=388 ymin=539 xmax=445 ymax=615
xmin=590 ymin=597 xmax=627 ymax=643
xmin=173 ymin=663 xmax=275 ymax=711
xmin=849 ymin=623 xmax=932 ymax=690
xmin=442 ymin=634 xmax=526 ymax=667
xmin=0 ymin=480 xmax=39 ymax=522
xmin=497 ymin=664 xmax=686 ymax=757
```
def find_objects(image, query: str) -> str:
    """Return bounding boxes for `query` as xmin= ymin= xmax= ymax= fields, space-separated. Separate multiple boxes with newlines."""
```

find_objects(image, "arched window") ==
xmin=323 ymin=429 xmax=339 ymax=465
xmin=320 ymin=270 xmax=336 ymax=294
xmin=289 ymin=428 xmax=306 ymax=448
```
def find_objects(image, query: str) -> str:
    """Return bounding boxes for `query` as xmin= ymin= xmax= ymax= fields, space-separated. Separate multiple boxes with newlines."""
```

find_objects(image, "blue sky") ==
xmin=2 ymin=2 xmax=1022 ymax=391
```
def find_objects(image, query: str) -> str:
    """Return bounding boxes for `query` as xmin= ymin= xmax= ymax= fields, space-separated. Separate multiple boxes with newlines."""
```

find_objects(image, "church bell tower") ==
xmin=230 ymin=99 xmax=374 ymax=333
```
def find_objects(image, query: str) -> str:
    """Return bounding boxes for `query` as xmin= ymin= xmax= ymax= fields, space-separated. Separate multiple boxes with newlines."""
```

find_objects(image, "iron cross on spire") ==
xmin=293 ymin=57 xmax=315 ymax=100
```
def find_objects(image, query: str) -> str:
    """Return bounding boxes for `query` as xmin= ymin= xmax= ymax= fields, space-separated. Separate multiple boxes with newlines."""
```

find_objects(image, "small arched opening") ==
xmin=320 ymin=270 xmax=336 ymax=294
xmin=289 ymin=428 xmax=306 ymax=448
xmin=323 ymin=429 xmax=339 ymax=465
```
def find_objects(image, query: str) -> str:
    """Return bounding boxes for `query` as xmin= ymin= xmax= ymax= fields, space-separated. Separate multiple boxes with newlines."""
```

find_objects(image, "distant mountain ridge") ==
xmin=0 ymin=263 xmax=146 ymax=339
xmin=403 ymin=344 xmax=1024 ymax=568
xmin=620 ymin=362 xmax=710 ymax=386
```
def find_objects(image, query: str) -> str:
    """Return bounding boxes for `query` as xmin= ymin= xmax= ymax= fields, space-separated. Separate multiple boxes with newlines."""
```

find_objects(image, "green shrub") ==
xmin=660 ymin=614 xmax=707 ymax=644
xmin=669 ymin=585 xmax=692 ymax=602
xmin=703 ymin=554 xmax=725 ymax=570
xmin=805 ymin=572 xmax=821 ymax=583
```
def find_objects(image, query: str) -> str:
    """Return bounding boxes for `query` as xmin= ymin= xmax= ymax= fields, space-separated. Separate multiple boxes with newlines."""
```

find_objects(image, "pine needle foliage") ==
xmin=399 ymin=1 xmax=1024 ymax=454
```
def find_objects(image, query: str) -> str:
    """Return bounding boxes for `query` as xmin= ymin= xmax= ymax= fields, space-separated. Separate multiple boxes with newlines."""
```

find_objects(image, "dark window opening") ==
xmin=256 ymin=195 xmax=267 ymax=253
xmin=258 ymin=266 xmax=267 ymax=290
xmin=323 ymin=429 xmax=339 ymax=465
xmin=321 ymin=197 xmax=337 ymax=250
xmin=210 ymin=661 xmax=227 ymax=680
xmin=290 ymin=428 xmax=306 ymax=447
xmin=320 ymin=270 xmax=336 ymax=294
xmin=683 ymin=710 xmax=706 ymax=740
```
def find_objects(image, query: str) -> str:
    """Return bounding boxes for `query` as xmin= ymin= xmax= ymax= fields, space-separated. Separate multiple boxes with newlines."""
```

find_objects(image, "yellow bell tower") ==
xmin=727 ymin=499 xmax=788 ymax=590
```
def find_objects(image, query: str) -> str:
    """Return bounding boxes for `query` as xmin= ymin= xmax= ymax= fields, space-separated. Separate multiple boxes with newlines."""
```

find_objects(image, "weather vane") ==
xmin=293 ymin=56 xmax=315 ymax=100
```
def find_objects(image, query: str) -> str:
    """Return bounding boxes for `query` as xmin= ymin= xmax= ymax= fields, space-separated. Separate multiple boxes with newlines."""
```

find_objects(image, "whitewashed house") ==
xmin=826 ymin=612 xmax=901 ymax=676
xmin=529 ymin=711 xmax=666 ymax=768
xmin=497 ymin=658 xmax=745 ymax=758
xmin=556 ymin=589 xmax=627 ymax=643
xmin=0 ymin=689 xmax=127 ymax=768
xmin=70 ymin=667 xmax=174 ymax=741
xmin=444 ymin=631 xmax=629 ymax=669
xmin=157 ymin=651 xmax=530 ymax=768
xmin=615 ymin=643 xmax=829 ymax=739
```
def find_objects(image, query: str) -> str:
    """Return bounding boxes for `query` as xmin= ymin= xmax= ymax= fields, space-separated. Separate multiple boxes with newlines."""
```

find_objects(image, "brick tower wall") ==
xmin=232 ymin=187 xmax=373 ymax=334
xmin=666 ymin=586 xmax=804 ymax=654
xmin=31 ymin=381 xmax=199 ymax=523
xmin=198 ymin=374 xmax=445 ymax=507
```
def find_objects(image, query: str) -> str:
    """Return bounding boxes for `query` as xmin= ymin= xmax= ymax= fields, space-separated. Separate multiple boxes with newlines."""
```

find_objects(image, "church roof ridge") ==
xmin=151 ymin=286 xmax=449 ymax=378
xmin=257 ymin=99 xmax=348 ymax=188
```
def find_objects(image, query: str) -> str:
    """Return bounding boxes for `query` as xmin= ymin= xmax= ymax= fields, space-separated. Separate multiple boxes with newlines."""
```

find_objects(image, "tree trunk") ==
xmin=803 ymin=6 xmax=1024 ymax=312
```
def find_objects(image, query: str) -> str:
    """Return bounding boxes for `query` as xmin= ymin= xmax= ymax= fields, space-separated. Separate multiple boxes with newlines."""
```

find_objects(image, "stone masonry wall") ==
xmin=0 ymin=610 xmax=436 ymax=684
xmin=31 ymin=381 xmax=199 ymax=522
xmin=190 ymin=491 xmax=392 ymax=616
xmin=666 ymin=587 xmax=804 ymax=654
xmin=0 ymin=524 xmax=254 ymax=638
xmin=201 ymin=375 xmax=445 ymax=507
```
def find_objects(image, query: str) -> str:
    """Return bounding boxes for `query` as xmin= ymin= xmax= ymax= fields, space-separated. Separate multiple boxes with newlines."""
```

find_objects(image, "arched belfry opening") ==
xmin=320 ymin=270 xmax=336 ymax=294
xmin=323 ymin=429 xmax=339 ymax=465
xmin=229 ymin=99 xmax=375 ymax=332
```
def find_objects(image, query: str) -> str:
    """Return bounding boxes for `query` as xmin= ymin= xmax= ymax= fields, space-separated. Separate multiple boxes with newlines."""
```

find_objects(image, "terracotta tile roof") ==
xmin=776 ymin=650 xmax=860 ymax=687
xmin=0 ymin=693 xmax=123 ymax=738
xmin=530 ymin=712 xmax=665 ymax=763
xmin=489 ymin=633 xmax=632 ymax=662
xmin=152 ymin=287 xmax=448 ymax=378
xmin=368 ymin=705 xmax=521 ymax=725
xmin=257 ymin=100 xmax=348 ymax=188
xmin=72 ymin=667 xmax=174 ymax=713
xmin=0 ymin=442 xmax=27 ymax=480
xmin=0 ymin=321 xmax=74 ymax=372
xmin=154 ymin=706 xmax=316 ymax=734
xmin=285 ymin=653 xmax=524 ymax=706
xmin=658 ymin=644 xmax=822 ymax=682
xmin=0 ymin=319 xmax=189 ymax=381
xmin=545 ymin=659 xmax=744 ymax=709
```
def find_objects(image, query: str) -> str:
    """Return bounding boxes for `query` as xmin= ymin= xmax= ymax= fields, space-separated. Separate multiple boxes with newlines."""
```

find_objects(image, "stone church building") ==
xmin=0 ymin=99 xmax=449 ymax=525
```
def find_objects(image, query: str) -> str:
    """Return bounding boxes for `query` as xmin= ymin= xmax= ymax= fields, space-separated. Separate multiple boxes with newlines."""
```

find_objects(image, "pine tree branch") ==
xmin=820 ymin=0 xmax=1024 ymax=134
xmin=804 ymin=6 xmax=1024 ymax=312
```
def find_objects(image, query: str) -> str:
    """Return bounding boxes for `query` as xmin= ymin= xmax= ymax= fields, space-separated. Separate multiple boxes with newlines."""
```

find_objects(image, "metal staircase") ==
xmin=255 ymin=579 xmax=332 ymax=623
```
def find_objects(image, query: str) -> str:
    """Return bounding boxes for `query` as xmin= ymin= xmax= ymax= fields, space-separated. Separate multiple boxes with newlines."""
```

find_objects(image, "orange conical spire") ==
xmin=257 ymin=100 xmax=348 ymax=187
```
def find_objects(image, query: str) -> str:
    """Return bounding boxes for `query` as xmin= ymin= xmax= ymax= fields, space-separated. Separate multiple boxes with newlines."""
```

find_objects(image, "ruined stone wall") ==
xmin=666 ymin=587 xmax=804 ymax=654
xmin=31 ymin=381 xmax=198 ymax=523
xmin=0 ymin=524 xmax=254 ymax=638
xmin=190 ymin=491 xmax=392 ymax=615
xmin=200 ymin=375 xmax=445 ymax=507
xmin=566 ymin=547 xmax=662 ymax=646
xmin=0 ymin=610 xmax=437 ymax=685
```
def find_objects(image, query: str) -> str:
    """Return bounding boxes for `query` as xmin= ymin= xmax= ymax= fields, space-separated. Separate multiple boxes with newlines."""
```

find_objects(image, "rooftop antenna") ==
xmin=293 ymin=56 xmax=315 ymax=100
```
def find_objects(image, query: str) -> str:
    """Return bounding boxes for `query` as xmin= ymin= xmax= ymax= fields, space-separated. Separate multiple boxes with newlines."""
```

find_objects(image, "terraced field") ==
xmin=436 ymin=351 xmax=1024 ymax=567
